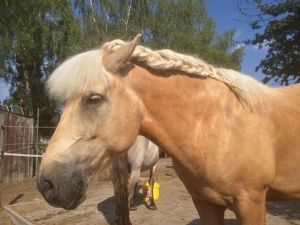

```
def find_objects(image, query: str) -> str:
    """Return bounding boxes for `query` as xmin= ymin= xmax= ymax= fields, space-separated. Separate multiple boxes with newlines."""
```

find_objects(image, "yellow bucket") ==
xmin=142 ymin=182 xmax=160 ymax=201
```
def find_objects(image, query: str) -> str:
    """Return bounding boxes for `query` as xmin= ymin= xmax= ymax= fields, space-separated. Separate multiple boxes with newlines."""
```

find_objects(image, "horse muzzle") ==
xmin=36 ymin=167 xmax=87 ymax=210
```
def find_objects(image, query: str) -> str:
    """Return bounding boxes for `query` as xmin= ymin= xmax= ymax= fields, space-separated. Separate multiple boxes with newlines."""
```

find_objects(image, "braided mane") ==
xmin=47 ymin=38 xmax=278 ymax=110
xmin=102 ymin=39 xmax=277 ymax=109
xmin=102 ymin=40 xmax=233 ymax=86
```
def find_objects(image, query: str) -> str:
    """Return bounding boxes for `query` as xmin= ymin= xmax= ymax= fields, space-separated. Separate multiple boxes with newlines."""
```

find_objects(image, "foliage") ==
xmin=239 ymin=0 xmax=300 ymax=85
xmin=0 ymin=0 xmax=80 ymax=135
xmin=74 ymin=0 xmax=244 ymax=70
xmin=0 ymin=0 xmax=243 ymax=134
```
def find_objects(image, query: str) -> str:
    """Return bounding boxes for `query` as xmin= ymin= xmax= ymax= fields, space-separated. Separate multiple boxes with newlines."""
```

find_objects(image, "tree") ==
xmin=239 ymin=0 xmax=300 ymax=85
xmin=0 ymin=0 xmax=244 ymax=134
xmin=75 ymin=0 xmax=244 ymax=70
xmin=0 ymin=0 xmax=80 ymax=133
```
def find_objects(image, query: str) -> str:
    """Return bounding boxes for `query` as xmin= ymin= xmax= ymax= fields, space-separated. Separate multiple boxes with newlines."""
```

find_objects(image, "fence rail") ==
xmin=3 ymin=152 xmax=43 ymax=158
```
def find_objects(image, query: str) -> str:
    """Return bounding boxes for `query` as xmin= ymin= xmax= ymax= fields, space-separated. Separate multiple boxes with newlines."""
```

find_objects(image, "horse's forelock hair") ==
xmin=47 ymin=49 xmax=112 ymax=102
xmin=102 ymin=39 xmax=277 ymax=109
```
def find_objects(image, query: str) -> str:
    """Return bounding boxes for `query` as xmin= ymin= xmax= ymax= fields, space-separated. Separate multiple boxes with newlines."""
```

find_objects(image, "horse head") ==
xmin=37 ymin=35 xmax=142 ymax=209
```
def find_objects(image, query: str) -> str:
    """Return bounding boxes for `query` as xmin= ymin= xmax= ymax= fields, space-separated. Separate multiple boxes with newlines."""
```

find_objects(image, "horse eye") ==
xmin=86 ymin=94 xmax=103 ymax=104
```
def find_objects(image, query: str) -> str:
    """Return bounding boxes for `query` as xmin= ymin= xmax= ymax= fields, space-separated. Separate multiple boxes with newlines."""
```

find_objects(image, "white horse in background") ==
xmin=127 ymin=135 xmax=159 ymax=210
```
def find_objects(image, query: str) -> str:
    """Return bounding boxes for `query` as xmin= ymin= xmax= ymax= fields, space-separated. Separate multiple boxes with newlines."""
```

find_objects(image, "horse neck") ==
xmin=123 ymin=65 xmax=240 ymax=161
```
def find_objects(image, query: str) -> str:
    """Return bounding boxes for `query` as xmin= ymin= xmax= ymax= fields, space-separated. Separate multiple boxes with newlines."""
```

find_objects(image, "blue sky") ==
xmin=0 ymin=80 xmax=9 ymax=102
xmin=206 ymin=0 xmax=267 ymax=79
xmin=0 ymin=1 xmax=267 ymax=102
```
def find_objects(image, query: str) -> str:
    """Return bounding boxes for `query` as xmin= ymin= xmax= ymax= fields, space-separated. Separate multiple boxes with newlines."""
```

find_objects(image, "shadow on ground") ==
xmin=8 ymin=194 xmax=24 ymax=205
xmin=97 ymin=196 xmax=116 ymax=225
xmin=130 ymin=190 xmax=150 ymax=209
xmin=186 ymin=219 xmax=237 ymax=225
xmin=97 ymin=197 xmax=300 ymax=225
xmin=187 ymin=201 xmax=300 ymax=225
xmin=97 ymin=193 xmax=150 ymax=225
xmin=267 ymin=201 xmax=300 ymax=222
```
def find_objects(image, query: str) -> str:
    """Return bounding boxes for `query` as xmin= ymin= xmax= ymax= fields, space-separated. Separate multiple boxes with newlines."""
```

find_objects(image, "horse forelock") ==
xmin=46 ymin=49 xmax=112 ymax=102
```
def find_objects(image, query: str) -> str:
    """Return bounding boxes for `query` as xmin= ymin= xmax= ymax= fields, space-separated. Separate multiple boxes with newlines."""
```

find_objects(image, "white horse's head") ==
xmin=37 ymin=36 xmax=142 ymax=209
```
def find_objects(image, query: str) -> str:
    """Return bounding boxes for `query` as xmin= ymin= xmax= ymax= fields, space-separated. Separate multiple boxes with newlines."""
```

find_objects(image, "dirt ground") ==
xmin=0 ymin=158 xmax=299 ymax=225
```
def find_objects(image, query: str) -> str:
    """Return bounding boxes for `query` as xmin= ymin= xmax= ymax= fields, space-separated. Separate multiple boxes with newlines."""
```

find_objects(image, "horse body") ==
xmin=267 ymin=84 xmax=300 ymax=200
xmin=37 ymin=36 xmax=300 ymax=225
xmin=127 ymin=135 xmax=159 ymax=210
xmin=127 ymin=65 xmax=276 ymax=203
xmin=128 ymin=64 xmax=300 ymax=222
xmin=132 ymin=64 xmax=300 ymax=199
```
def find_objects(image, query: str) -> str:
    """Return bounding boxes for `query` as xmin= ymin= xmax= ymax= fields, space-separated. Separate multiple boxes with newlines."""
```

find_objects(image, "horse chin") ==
xmin=63 ymin=180 xmax=88 ymax=210
xmin=63 ymin=193 xmax=86 ymax=210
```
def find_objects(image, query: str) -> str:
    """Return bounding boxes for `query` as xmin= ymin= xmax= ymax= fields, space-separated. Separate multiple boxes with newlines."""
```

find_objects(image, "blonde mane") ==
xmin=47 ymin=49 xmax=112 ymax=102
xmin=47 ymin=38 xmax=278 ymax=109
xmin=102 ymin=39 xmax=278 ymax=109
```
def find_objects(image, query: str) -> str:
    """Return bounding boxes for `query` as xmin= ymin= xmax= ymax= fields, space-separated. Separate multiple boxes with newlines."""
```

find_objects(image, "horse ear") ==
xmin=103 ymin=34 xmax=141 ymax=73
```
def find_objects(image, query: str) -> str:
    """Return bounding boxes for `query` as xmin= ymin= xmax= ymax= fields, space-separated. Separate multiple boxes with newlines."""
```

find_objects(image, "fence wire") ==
xmin=0 ymin=123 xmax=55 ymax=184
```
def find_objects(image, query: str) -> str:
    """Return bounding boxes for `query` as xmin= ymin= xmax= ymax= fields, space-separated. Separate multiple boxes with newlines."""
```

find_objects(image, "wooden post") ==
xmin=33 ymin=108 xmax=39 ymax=177
xmin=111 ymin=152 xmax=131 ymax=225
xmin=0 ymin=125 xmax=4 ymax=209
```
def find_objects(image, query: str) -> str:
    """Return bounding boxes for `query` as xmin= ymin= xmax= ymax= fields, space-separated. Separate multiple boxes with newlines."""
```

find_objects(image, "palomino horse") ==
xmin=37 ymin=35 xmax=300 ymax=225
xmin=127 ymin=135 xmax=159 ymax=210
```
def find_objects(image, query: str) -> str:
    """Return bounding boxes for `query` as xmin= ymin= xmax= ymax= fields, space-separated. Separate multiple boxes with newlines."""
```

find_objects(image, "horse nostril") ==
xmin=44 ymin=179 xmax=54 ymax=190
xmin=37 ymin=175 xmax=55 ymax=197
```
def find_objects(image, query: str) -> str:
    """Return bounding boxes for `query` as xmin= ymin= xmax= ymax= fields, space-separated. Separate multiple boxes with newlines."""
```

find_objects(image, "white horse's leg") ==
xmin=148 ymin=164 xmax=157 ymax=210
xmin=128 ymin=169 xmax=140 ymax=210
